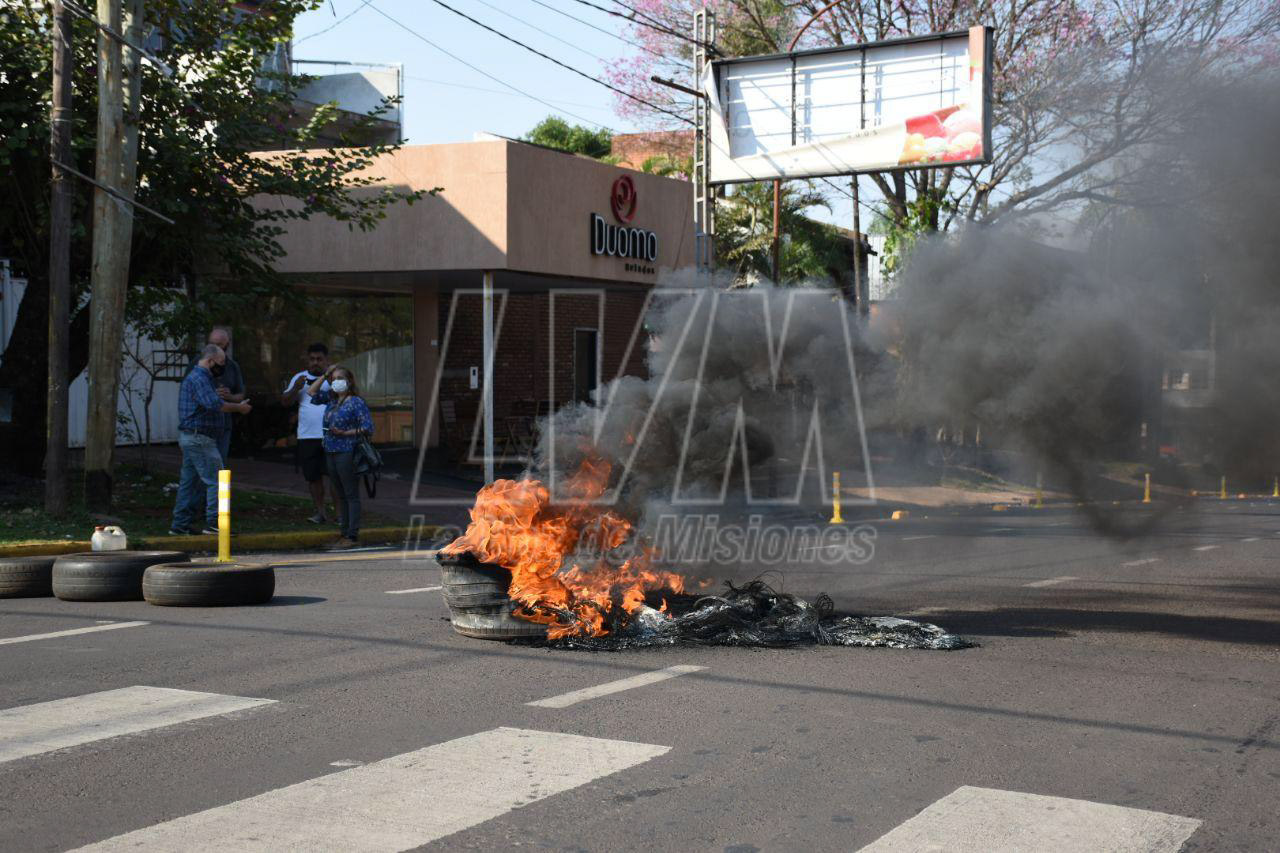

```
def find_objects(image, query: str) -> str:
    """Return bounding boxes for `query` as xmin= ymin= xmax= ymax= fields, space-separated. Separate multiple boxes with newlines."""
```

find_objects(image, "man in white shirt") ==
xmin=282 ymin=343 xmax=334 ymax=524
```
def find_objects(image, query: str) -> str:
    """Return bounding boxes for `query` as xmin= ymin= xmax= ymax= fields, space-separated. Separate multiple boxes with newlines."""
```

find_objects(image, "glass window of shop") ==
xmin=233 ymin=291 xmax=414 ymax=449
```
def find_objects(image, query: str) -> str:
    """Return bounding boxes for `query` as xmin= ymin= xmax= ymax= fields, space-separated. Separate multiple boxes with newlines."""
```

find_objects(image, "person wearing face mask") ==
xmin=186 ymin=326 xmax=246 ymax=466
xmin=306 ymin=365 xmax=373 ymax=550
xmin=171 ymin=344 xmax=253 ymax=535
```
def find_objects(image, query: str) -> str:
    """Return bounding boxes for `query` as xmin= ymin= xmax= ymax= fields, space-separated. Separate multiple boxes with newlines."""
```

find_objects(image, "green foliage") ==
xmin=879 ymin=190 xmax=955 ymax=279
xmin=523 ymin=116 xmax=613 ymax=159
xmin=716 ymin=181 xmax=851 ymax=285
xmin=0 ymin=0 xmax=429 ymax=343
xmin=639 ymin=154 xmax=692 ymax=178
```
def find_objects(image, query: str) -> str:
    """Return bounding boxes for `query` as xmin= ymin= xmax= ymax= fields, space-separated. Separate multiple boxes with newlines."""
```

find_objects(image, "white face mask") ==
xmin=331 ymin=378 xmax=349 ymax=394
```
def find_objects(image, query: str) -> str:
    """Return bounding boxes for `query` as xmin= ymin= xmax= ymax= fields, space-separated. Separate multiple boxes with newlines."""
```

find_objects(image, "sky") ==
xmin=290 ymin=0 xmax=645 ymax=144
xmin=288 ymin=0 xmax=859 ymax=228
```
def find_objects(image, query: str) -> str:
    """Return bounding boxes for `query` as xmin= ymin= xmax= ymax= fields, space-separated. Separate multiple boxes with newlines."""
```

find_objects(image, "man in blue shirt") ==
xmin=170 ymin=344 xmax=253 ymax=535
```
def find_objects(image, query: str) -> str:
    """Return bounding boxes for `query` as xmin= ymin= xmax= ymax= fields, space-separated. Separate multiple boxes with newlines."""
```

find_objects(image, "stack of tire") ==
xmin=436 ymin=550 xmax=546 ymax=640
xmin=0 ymin=552 xmax=274 ymax=606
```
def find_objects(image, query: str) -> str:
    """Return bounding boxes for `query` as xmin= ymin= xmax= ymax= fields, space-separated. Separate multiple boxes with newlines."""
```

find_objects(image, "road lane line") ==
xmin=1024 ymin=576 xmax=1077 ymax=588
xmin=857 ymin=786 xmax=1200 ymax=852
xmin=1123 ymin=558 xmax=1159 ymax=567
xmin=74 ymin=727 xmax=668 ymax=852
xmin=0 ymin=686 xmax=274 ymax=765
xmin=1241 ymin=537 xmax=1260 ymax=543
xmin=527 ymin=665 xmax=706 ymax=709
xmin=991 ymin=527 xmax=1016 ymax=533
xmin=0 ymin=621 xmax=149 ymax=646
xmin=902 ymin=535 xmax=935 ymax=541
xmin=384 ymin=586 xmax=442 ymax=594
xmin=1193 ymin=545 xmax=1219 ymax=551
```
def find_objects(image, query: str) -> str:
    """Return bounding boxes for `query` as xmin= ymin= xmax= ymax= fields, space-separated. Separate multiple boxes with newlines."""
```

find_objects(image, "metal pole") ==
xmin=217 ymin=469 xmax=232 ymax=562
xmin=45 ymin=0 xmax=73 ymax=516
xmin=481 ymin=270 xmax=495 ymax=485
xmin=852 ymin=175 xmax=867 ymax=315
xmin=771 ymin=179 xmax=781 ymax=281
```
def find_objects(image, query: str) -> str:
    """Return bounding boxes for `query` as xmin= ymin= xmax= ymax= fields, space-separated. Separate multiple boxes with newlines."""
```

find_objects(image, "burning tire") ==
xmin=143 ymin=562 xmax=275 ymax=607
xmin=436 ymin=552 xmax=547 ymax=640
xmin=0 ymin=556 xmax=57 ymax=598
xmin=52 ymin=551 xmax=188 ymax=602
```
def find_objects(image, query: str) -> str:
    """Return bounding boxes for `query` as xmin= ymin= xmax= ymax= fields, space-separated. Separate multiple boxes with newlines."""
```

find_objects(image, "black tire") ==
xmin=143 ymin=562 xmax=275 ymax=607
xmin=0 ymin=556 xmax=57 ymax=598
xmin=52 ymin=551 xmax=189 ymax=602
xmin=434 ymin=552 xmax=546 ymax=640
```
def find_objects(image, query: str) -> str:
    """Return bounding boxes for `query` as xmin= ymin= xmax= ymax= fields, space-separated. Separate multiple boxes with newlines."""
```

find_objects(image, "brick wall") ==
xmin=437 ymin=288 xmax=650 ymax=427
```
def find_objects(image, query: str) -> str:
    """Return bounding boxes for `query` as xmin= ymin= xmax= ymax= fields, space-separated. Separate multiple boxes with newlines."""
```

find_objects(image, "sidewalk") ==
xmin=119 ymin=445 xmax=475 ymax=529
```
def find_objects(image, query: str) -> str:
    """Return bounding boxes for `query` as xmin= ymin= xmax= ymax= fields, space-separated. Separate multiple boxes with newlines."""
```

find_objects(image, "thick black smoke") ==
xmin=886 ymin=74 xmax=1280 ymax=523
xmin=533 ymin=274 xmax=876 ymax=527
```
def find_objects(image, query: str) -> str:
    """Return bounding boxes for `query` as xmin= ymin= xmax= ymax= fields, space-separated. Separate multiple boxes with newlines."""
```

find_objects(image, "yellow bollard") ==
xmin=1143 ymin=472 xmax=1151 ymax=504
xmin=1034 ymin=471 xmax=1043 ymax=509
xmin=1273 ymin=476 xmax=1278 ymax=498
xmin=1219 ymin=475 xmax=1227 ymax=500
xmin=829 ymin=471 xmax=844 ymax=524
xmin=217 ymin=469 xmax=231 ymax=562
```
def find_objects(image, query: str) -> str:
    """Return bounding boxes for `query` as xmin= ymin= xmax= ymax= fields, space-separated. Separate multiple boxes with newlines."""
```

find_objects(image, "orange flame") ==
xmin=442 ymin=459 xmax=684 ymax=638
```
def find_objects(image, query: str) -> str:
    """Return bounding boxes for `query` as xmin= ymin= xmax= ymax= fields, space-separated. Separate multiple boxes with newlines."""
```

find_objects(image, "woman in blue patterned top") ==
xmin=306 ymin=365 xmax=373 ymax=549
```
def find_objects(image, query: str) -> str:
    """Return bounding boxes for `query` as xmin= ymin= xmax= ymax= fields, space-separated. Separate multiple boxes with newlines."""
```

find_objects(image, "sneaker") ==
xmin=200 ymin=525 xmax=220 ymax=535
xmin=307 ymin=513 xmax=326 ymax=524
xmin=168 ymin=527 xmax=191 ymax=536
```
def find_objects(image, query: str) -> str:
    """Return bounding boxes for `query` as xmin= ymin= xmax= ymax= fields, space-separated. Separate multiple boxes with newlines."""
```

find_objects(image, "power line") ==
xmin=606 ymin=0 xmax=681 ymax=36
xmin=294 ymin=0 xmax=373 ymax=45
xmin=526 ymin=0 xmax=665 ymax=59
xmin=566 ymin=0 xmax=715 ymax=52
xmin=366 ymin=2 xmax=614 ymax=131
xmin=423 ymin=0 xmax=692 ymax=124
xmin=463 ymin=0 xmax=609 ymax=63
xmin=404 ymin=74 xmax=616 ymax=112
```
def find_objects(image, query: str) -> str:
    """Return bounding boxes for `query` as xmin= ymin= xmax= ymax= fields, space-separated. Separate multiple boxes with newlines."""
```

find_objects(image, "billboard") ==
xmin=702 ymin=27 xmax=992 ymax=184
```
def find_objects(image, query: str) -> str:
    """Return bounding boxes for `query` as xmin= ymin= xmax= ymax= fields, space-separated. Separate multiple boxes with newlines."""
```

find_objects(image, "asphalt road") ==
xmin=1 ymin=499 xmax=1278 ymax=851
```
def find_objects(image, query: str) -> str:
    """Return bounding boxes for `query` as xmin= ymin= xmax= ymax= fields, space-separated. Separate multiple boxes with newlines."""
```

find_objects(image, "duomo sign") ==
xmin=590 ymin=175 xmax=658 ymax=272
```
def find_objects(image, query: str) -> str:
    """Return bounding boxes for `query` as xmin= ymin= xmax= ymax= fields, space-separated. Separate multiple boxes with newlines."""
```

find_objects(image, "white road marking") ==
xmin=0 ymin=621 xmax=149 ymax=647
xmin=74 ymin=727 xmax=668 ymax=852
xmin=1241 ymin=537 xmax=1260 ymax=543
xmin=1024 ymin=576 xmax=1078 ymax=588
xmin=1123 ymin=558 xmax=1159 ymax=567
xmin=857 ymin=785 xmax=1201 ymax=853
xmin=903 ymin=535 xmax=936 ymax=541
xmin=0 ymin=686 xmax=274 ymax=765
xmin=991 ymin=527 xmax=1016 ymax=533
xmin=1193 ymin=544 xmax=1219 ymax=552
xmin=527 ymin=665 xmax=706 ymax=709
xmin=384 ymin=585 xmax=442 ymax=594
xmin=329 ymin=760 xmax=364 ymax=767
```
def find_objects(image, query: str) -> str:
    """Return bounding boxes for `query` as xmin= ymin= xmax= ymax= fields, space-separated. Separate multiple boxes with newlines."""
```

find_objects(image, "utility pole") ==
xmin=84 ymin=0 xmax=144 ymax=511
xmin=46 ymin=0 xmax=75 ymax=515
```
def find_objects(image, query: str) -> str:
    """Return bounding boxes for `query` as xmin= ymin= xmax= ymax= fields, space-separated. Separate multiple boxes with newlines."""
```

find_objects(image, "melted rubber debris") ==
xmin=526 ymin=580 xmax=974 ymax=651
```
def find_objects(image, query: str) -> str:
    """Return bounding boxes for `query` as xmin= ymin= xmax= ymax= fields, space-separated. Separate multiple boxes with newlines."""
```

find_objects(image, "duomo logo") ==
xmin=610 ymin=175 xmax=637 ymax=223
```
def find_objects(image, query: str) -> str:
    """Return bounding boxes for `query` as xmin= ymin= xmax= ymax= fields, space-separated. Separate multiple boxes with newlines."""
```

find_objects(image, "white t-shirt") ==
xmin=287 ymin=371 xmax=330 ymax=439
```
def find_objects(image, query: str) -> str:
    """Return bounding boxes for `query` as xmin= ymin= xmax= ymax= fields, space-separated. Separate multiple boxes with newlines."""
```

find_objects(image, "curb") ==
xmin=0 ymin=525 xmax=439 ymax=559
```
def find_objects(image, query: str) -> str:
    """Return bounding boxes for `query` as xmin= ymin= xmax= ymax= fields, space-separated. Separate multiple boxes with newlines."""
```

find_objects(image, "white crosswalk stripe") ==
xmin=527 ymin=665 xmax=706 ymax=708
xmin=0 ymin=686 xmax=274 ymax=765
xmin=73 ymin=727 xmax=669 ymax=852
xmin=857 ymin=785 xmax=1201 ymax=852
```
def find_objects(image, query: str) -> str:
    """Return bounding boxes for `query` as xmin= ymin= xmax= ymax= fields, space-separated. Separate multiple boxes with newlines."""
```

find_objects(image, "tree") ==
xmin=523 ymin=116 xmax=613 ymax=159
xmin=604 ymin=0 xmax=1280 ymax=247
xmin=0 ymin=0 xmax=428 ymax=493
xmin=716 ymin=181 xmax=852 ymax=285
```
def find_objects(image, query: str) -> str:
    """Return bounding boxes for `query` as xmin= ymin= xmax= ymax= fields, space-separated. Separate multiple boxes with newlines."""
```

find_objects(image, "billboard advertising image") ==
xmin=703 ymin=26 xmax=993 ymax=184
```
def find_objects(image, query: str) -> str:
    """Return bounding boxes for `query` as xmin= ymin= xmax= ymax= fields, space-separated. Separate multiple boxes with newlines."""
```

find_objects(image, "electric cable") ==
xmin=404 ymin=74 xmax=616 ymax=112
xmin=526 ymin=0 xmax=666 ymax=59
xmin=566 ymin=0 xmax=716 ymax=52
xmin=464 ymin=0 xmax=609 ymax=62
xmin=366 ymin=2 xmax=614 ymax=131
xmin=423 ymin=0 xmax=692 ymax=124
xmin=294 ymin=0 xmax=373 ymax=45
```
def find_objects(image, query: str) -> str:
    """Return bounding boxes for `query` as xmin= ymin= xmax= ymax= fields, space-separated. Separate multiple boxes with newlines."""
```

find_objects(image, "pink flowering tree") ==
xmin=604 ymin=0 xmax=1280 ymax=246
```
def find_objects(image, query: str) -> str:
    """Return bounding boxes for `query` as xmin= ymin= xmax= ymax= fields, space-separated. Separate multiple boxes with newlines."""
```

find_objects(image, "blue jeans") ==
xmin=172 ymin=431 xmax=222 ymax=531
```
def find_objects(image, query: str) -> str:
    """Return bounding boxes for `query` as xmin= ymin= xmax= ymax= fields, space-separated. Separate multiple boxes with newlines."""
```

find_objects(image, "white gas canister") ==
xmin=90 ymin=525 xmax=128 ymax=551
